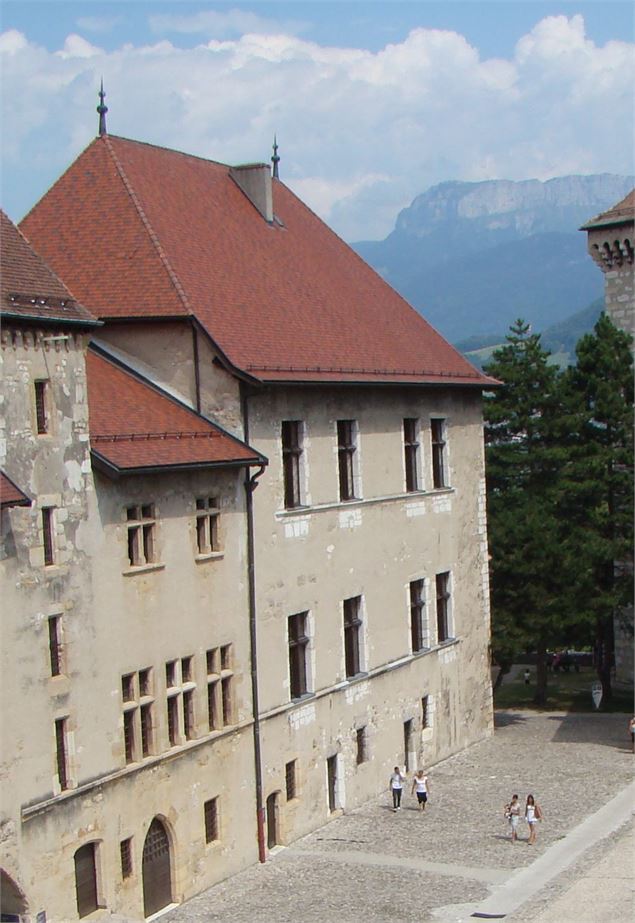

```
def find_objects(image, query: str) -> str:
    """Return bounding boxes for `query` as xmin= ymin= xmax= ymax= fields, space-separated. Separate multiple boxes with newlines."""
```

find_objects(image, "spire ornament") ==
xmin=97 ymin=80 xmax=108 ymax=136
xmin=271 ymin=135 xmax=280 ymax=179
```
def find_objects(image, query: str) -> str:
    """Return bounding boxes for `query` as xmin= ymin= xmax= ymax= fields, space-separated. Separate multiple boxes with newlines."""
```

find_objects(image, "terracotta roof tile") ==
xmin=0 ymin=470 xmax=30 ymax=507
xmin=22 ymin=135 xmax=495 ymax=388
xmin=87 ymin=347 xmax=265 ymax=475
xmin=581 ymin=189 xmax=635 ymax=230
xmin=1 ymin=210 xmax=97 ymax=326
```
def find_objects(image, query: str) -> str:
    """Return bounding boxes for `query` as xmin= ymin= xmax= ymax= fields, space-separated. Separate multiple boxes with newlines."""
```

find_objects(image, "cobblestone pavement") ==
xmin=164 ymin=711 xmax=633 ymax=923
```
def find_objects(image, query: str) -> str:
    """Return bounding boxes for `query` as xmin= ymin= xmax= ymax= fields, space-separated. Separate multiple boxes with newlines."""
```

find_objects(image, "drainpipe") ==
xmin=242 ymin=385 xmax=267 ymax=862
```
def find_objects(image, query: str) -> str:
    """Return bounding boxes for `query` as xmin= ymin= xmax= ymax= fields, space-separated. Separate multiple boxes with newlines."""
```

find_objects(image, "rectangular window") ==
xmin=165 ymin=660 xmax=177 ymax=688
xmin=436 ymin=571 xmax=451 ymax=643
xmin=421 ymin=695 xmax=430 ymax=730
xmin=343 ymin=596 xmax=363 ymax=678
xmin=207 ymin=680 xmax=220 ymax=731
xmin=403 ymin=719 xmax=413 ymax=772
xmin=126 ymin=504 xmax=156 ymax=567
xmin=181 ymin=656 xmax=193 ymax=684
xmin=285 ymin=760 xmax=297 ymax=801
xmin=183 ymin=689 xmax=195 ymax=740
xmin=122 ymin=673 xmax=135 ymax=702
xmin=281 ymin=420 xmax=304 ymax=509
xmin=167 ymin=695 xmax=179 ymax=747
xmin=431 ymin=418 xmax=448 ymax=488
xmin=35 ymin=380 xmax=48 ymax=434
xmin=410 ymin=579 xmax=426 ymax=653
xmin=55 ymin=717 xmax=69 ymax=790
xmin=288 ymin=612 xmax=309 ymax=699
xmin=403 ymin=418 xmax=421 ymax=491
xmin=206 ymin=647 xmax=219 ymax=675
xmin=337 ymin=420 xmax=358 ymax=501
xmin=123 ymin=709 xmax=136 ymax=763
xmin=221 ymin=676 xmax=233 ymax=726
xmin=140 ymin=703 xmax=153 ymax=757
xmin=42 ymin=507 xmax=55 ymax=566
xmin=356 ymin=726 xmax=368 ymax=765
xmin=139 ymin=667 xmax=152 ymax=698
xmin=48 ymin=615 xmax=64 ymax=676
xmin=204 ymin=797 xmax=219 ymax=843
xmin=196 ymin=497 xmax=220 ymax=554
xmin=120 ymin=838 xmax=133 ymax=879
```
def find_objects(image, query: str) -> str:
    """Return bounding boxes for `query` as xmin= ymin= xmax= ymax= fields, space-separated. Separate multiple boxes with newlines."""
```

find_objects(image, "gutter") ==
xmin=241 ymin=382 xmax=267 ymax=863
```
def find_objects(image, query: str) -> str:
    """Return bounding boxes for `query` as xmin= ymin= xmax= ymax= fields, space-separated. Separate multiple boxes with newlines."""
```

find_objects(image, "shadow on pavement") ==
xmin=494 ymin=711 xmax=529 ymax=729
xmin=546 ymin=712 xmax=633 ymax=750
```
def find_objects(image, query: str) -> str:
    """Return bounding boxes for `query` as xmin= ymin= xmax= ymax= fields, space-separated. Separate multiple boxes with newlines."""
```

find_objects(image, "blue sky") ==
xmin=2 ymin=1 xmax=634 ymax=239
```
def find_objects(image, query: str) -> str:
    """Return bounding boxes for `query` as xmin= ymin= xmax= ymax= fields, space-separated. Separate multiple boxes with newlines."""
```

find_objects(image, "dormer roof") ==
xmin=21 ymin=134 xmax=495 ymax=388
xmin=87 ymin=345 xmax=266 ymax=478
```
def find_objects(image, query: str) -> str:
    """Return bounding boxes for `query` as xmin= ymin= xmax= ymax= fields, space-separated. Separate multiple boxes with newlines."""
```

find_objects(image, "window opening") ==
xmin=403 ymin=418 xmax=420 ymax=491
xmin=42 ymin=507 xmax=55 ymax=566
xmin=288 ymin=612 xmax=309 ymax=699
xmin=431 ymin=419 xmax=448 ymax=488
xmin=126 ymin=505 xmax=156 ymax=567
xmin=120 ymin=838 xmax=133 ymax=879
xmin=281 ymin=420 xmax=304 ymax=509
xmin=337 ymin=420 xmax=358 ymax=501
xmin=48 ymin=615 xmax=63 ymax=676
xmin=204 ymin=798 xmax=219 ymax=843
xmin=410 ymin=579 xmax=426 ymax=652
xmin=285 ymin=760 xmax=297 ymax=800
xmin=356 ymin=726 xmax=368 ymax=764
xmin=55 ymin=717 xmax=69 ymax=790
xmin=343 ymin=596 xmax=362 ymax=678
xmin=196 ymin=497 xmax=220 ymax=554
xmin=436 ymin=572 xmax=451 ymax=642
xmin=35 ymin=380 xmax=48 ymax=434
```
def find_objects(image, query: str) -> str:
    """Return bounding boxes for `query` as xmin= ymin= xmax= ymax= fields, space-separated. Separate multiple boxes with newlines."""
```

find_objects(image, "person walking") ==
xmin=389 ymin=766 xmax=406 ymax=811
xmin=628 ymin=716 xmax=635 ymax=753
xmin=525 ymin=794 xmax=543 ymax=844
xmin=504 ymin=794 xmax=521 ymax=842
xmin=411 ymin=769 xmax=429 ymax=811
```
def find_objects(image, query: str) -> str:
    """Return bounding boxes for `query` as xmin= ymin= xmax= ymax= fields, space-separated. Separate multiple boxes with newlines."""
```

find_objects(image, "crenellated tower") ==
xmin=581 ymin=189 xmax=635 ymax=341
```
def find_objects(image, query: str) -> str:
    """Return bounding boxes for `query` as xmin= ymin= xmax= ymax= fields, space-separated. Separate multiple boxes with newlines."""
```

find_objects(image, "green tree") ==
xmin=484 ymin=320 xmax=577 ymax=705
xmin=561 ymin=314 xmax=634 ymax=703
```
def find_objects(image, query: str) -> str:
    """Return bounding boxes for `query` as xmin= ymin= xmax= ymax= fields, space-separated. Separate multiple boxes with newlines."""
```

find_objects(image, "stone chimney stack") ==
xmin=229 ymin=163 xmax=273 ymax=223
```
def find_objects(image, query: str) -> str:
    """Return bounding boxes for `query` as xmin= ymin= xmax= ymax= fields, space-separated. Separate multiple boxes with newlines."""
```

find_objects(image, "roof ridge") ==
xmin=103 ymin=136 xmax=193 ymax=315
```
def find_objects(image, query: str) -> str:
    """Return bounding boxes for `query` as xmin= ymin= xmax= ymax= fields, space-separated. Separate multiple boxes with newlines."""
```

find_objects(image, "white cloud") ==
xmin=1 ymin=16 xmax=633 ymax=239
xmin=149 ymin=9 xmax=307 ymax=39
xmin=76 ymin=16 xmax=122 ymax=35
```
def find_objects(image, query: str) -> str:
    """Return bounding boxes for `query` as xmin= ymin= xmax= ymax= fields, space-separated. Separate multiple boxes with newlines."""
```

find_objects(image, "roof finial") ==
xmin=97 ymin=79 xmax=108 ymax=136
xmin=271 ymin=134 xmax=280 ymax=180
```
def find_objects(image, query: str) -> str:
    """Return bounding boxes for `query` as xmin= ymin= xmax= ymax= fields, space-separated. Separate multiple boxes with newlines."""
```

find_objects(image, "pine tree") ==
xmin=484 ymin=320 xmax=575 ymax=705
xmin=561 ymin=314 xmax=634 ymax=703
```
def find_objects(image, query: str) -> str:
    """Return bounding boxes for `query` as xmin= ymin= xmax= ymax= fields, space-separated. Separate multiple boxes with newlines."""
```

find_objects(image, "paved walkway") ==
xmin=164 ymin=711 xmax=633 ymax=923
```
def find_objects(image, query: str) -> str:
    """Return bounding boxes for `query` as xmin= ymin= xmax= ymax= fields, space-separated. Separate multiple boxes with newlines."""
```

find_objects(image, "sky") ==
xmin=1 ymin=1 xmax=634 ymax=241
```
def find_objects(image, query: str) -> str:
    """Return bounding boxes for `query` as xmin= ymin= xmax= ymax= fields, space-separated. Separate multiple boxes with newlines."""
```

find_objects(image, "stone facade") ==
xmin=3 ymin=136 xmax=495 ymax=921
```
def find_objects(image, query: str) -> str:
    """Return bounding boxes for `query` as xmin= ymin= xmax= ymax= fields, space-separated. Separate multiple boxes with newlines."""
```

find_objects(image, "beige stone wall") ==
xmin=247 ymin=384 xmax=493 ymax=843
xmin=586 ymin=226 xmax=635 ymax=339
xmin=1 ymin=329 xmax=259 ymax=920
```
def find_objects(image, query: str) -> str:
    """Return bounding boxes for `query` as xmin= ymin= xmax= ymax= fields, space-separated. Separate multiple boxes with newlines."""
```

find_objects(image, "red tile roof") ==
xmin=87 ymin=347 xmax=265 ymax=476
xmin=22 ymin=135 xmax=495 ymax=387
xmin=581 ymin=189 xmax=635 ymax=230
xmin=0 ymin=470 xmax=30 ymax=508
xmin=1 ymin=210 xmax=98 ymax=326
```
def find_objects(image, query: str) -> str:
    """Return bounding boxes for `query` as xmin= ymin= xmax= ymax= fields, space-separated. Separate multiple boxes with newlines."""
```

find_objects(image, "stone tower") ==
xmin=581 ymin=189 xmax=635 ymax=340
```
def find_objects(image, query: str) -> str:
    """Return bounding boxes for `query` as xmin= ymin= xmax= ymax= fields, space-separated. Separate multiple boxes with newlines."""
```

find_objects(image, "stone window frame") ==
xmin=403 ymin=417 xmax=422 ymax=492
xmin=281 ymin=420 xmax=306 ymax=509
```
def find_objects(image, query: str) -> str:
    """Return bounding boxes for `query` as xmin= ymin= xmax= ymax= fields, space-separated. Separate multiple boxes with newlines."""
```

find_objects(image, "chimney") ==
xmin=229 ymin=163 xmax=273 ymax=223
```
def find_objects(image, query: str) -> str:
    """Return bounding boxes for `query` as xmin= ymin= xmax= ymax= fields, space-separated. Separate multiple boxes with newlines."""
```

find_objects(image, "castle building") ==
xmin=1 ymin=120 xmax=495 ymax=921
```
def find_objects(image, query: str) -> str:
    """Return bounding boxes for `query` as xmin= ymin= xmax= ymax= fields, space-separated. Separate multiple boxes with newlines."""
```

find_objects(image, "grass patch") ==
xmin=494 ymin=667 xmax=634 ymax=713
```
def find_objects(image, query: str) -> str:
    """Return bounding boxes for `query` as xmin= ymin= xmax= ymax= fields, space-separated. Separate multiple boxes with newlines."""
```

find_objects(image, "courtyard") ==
xmin=161 ymin=710 xmax=633 ymax=923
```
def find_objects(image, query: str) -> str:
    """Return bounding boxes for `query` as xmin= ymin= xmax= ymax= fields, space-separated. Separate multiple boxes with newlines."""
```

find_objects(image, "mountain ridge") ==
xmin=353 ymin=174 xmax=634 ymax=344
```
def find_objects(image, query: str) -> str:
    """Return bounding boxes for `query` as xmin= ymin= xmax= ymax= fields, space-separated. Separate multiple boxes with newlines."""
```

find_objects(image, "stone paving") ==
xmin=164 ymin=711 xmax=633 ymax=923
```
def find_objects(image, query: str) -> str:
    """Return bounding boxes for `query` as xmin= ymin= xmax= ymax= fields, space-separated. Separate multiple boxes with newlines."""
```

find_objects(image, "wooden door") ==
xmin=74 ymin=843 xmax=98 ymax=918
xmin=142 ymin=818 xmax=172 ymax=918
xmin=327 ymin=755 xmax=337 ymax=812
xmin=266 ymin=792 xmax=279 ymax=849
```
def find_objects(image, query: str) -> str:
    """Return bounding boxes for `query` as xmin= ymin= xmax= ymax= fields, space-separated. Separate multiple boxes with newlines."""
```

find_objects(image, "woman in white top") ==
xmin=411 ymin=769 xmax=429 ymax=811
xmin=505 ymin=794 xmax=521 ymax=842
xmin=389 ymin=767 xmax=405 ymax=811
xmin=525 ymin=794 xmax=542 ymax=844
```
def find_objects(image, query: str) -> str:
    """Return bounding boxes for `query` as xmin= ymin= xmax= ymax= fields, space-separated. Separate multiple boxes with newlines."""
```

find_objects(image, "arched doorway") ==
xmin=142 ymin=818 xmax=173 ymax=918
xmin=265 ymin=791 xmax=280 ymax=849
xmin=0 ymin=869 xmax=28 ymax=922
